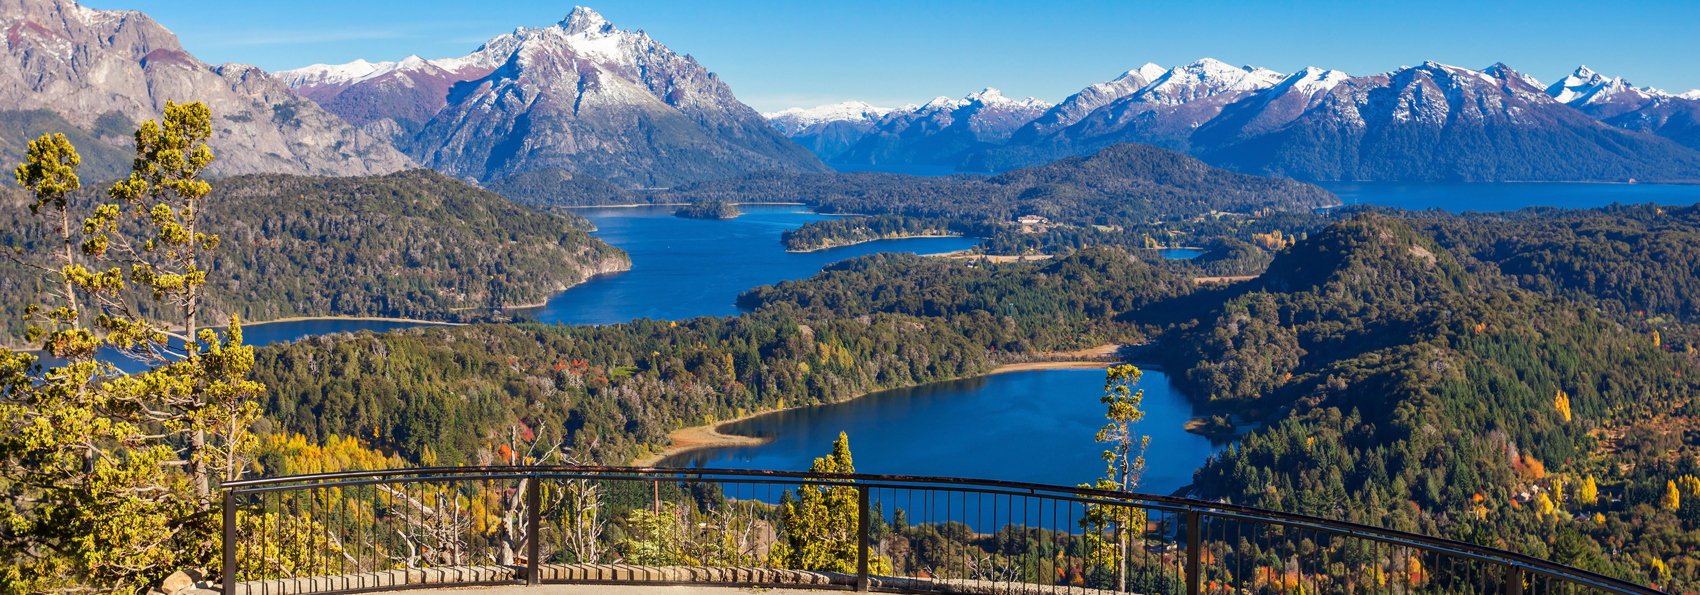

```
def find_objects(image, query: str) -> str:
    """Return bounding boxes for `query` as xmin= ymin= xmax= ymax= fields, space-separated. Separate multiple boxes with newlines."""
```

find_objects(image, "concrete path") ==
xmin=402 ymin=585 xmax=835 ymax=595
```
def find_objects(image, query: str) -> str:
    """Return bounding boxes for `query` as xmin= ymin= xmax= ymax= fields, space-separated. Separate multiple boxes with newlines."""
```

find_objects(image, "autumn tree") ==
xmin=1577 ymin=475 xmax=1598 ymax=506
xmin=1079 ymin=364 xmax=1151 ymax=593
xmin=0 ymin=102 xmax=264 ymax=594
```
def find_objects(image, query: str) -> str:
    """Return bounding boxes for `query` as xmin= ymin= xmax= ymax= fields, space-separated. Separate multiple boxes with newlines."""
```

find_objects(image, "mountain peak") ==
xmin=560 ymin=6 xmax=612 ymax=35
xmin=1271 ymin=67 xmax=1350 ymax=97
xmin=763 ymin=101 xmax=893 ymax=133
xmin=1545 ymin=65 xmax=1664 ymax=107
xmin=966 ymin=87 xmax=1006 ymax=102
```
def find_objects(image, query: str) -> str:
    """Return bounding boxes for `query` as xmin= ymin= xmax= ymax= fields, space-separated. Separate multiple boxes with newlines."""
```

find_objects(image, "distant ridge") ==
xmin=768 ymin=59 xmax=1700 ymax=183
xmin=0 ymin=0 xmax=413 ymax=180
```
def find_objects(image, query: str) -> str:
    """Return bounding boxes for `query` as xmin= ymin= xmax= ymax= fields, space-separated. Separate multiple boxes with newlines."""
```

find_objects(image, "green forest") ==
xmin=11 ymin=110 xmax=1700 ymax=593
xmin=0 ymin=170 xmax=628 ymax=342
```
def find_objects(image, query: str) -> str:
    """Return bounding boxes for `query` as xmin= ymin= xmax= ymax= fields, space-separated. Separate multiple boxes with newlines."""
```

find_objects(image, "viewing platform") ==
xmin=211 ymin=467 xmax=1662 ymax=595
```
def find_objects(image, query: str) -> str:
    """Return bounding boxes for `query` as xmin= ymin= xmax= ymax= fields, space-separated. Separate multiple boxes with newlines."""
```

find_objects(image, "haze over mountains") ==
xmin=0 ymin=0 xmax=413 ymax=181
xmin=775 ymin=59 xmax=1700 ymax=182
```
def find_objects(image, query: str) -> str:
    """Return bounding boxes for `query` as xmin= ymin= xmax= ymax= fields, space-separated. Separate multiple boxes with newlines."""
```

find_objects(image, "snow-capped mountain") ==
xmin=964 ymin=60 xmax=1700 ymax=181
xmin=1682 ymin=90 xmax=1700 ymax=100
xmin=1128 ymin=59 xmax=1286 ymax=107
xmin=979 ymin=59 xmax=1290 ymax=165
xmin=277 ymin=7 xmax=826 ymax=187
xmin=764 ymin=101 xmax=893 ymax=135
xmin=816 ymin=88 xmax=1052 ymax=166
xmin=1545 ymin=66 xmax=1666 ymax=118
xmin=1190 ymin=67 xmax=1353 ymax=148
xmin=1193 ymin=62 xmax=1700 ymax=181
xmin=1540 ymin=66 xmax=1700 ymax=150
xmin=1015 ymin=63 xmax=1167 ymax=140
xmin=0 ymin=0 xmax=412 ymax=179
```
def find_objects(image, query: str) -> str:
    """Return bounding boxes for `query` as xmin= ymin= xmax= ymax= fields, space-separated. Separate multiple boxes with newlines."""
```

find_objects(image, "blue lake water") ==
xmin=1319 ymin=181 xmax=1700 ymax=212
xmin=76 ymin=182 xmax=1700 ymax=489
xmin=828 ymin=163 xmax=973 ymax=176
xmin=535 ymin=205 xmax=979 ymax=325
xmin=663 ymin=367 xmax=1218 ymax=495
xmin=1157 ymin=248 xmax=1203 ymax=259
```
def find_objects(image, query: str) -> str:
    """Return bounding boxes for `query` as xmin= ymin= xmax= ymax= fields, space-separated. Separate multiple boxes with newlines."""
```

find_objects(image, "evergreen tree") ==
xmin=770 ymin=432 xmax=891 ymax=574
xmin=0 ymin=102 xmax=264 ymax=593
xmin=1079 ymin=365 xmax=1150 ymax=593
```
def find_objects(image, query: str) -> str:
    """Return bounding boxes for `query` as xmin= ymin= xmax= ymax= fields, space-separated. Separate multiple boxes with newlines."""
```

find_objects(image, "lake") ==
xmin=662 ymin=367 xmax=1220 ymax=495
xmin=76 ymin=181 xmax=1700 ymax=488
xmin=533 ymin=205 xmax=979 ymax=325
xmin=1318 ymin=181 xmax=1700 ymax=212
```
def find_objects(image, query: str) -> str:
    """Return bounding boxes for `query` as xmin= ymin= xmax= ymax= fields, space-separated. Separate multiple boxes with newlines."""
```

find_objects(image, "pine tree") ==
xmin=0 ymin=102 xmax=264 ymax=593
xmin=1079 ymin=364 xmax=1151 ymax=593
xmin=769 ymin=432 xmax=891 ymax=574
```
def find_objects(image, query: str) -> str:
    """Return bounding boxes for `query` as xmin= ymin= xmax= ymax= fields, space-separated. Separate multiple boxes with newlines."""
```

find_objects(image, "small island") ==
xmin=674 ymin=201 xmax=742 ymax=220
xmin=1183 ymin=414 xmax=1239 ymax=437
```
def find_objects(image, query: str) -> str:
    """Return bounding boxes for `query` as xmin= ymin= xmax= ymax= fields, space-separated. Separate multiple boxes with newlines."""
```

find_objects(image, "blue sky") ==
xmin=95 ymin=0 xmax=1700 ymax=113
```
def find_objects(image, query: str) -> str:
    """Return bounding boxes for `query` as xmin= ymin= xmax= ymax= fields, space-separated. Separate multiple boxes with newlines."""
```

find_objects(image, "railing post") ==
xmin=222 ymin=490 xmax=236 ymax=595
xmin=1505 ymin=564 xmax=1523 ymax=595
xmin=856 ymin=485 xmax=871 ymax=592
xmin=1186 ymin=510 xmax=1201 ymax=595
xmin=526 ymin=475 xmax=541 ymax=585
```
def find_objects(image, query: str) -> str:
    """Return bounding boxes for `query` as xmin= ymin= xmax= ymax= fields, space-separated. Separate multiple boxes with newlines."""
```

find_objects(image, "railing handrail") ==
xmin=222 ymin=465 xmax=1663 ymax=595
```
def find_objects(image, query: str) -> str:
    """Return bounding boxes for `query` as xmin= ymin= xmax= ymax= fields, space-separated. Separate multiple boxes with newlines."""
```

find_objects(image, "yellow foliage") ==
xmin=1251 ymin=230 xmax=1295 ymax=251
xmin=1654 ymin=330 xmax=1661 ymax=347
xmin=1536 ymin=493 xmax=1555 ymax=516
xmin=1663 ymin=480 xmax=1682 ymax=511
xmin=1680 ymin=475 xmax=1700 ymax=498
xmin=1578 ymin=474 xmax=1598 ymax=506
xmin=1554 ymin=390 xmax=1572 ymax=423
xmin=259 ymin=433 xmax=395 ymax=476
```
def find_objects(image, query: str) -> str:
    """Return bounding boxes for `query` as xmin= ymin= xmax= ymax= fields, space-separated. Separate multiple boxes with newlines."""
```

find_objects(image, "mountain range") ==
xmin=0 ymin=0 xmax=412 ymax=181
xmin=277 ymin=7 xmax=827 ymax=187
xmin=774 ymin=59 xmax=1700 ymax=182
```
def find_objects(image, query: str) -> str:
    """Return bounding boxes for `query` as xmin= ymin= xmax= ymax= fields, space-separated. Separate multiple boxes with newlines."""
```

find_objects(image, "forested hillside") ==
xmin=1157 ymin=215 xmax=1698 ymax=587
xmin=0 ymin=170 xmax=629 ymax=341
xmin=1410 ymin=204 xmax=1700 ymax=330
xmin=251 ymin=311 xmax=999 ymax=466
xmin=662 ymin=144 xmax=1337 ymax=223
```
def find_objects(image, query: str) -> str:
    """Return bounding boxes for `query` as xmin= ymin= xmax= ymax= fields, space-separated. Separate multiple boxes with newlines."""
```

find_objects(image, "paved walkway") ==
xmin=392 ymin=586 xmax=832 ymax=595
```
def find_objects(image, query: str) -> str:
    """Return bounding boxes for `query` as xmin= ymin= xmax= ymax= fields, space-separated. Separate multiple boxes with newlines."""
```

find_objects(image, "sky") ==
xmin=94 ymin=0 xmax=1700 ymax=113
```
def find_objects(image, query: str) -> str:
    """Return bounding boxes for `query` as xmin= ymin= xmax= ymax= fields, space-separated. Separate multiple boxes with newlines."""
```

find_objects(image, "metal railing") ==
xmin=220 ymin=466 xmax=1663 ymax=595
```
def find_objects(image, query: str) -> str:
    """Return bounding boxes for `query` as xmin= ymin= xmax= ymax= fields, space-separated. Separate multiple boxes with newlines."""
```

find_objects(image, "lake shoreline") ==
xmin=633 ymin=344 xmax=1125 ymax=467
xmin=562 ymin=202 xmax=810 ymax=208
xmin=785 ymin=232 xmax=966 ymax=253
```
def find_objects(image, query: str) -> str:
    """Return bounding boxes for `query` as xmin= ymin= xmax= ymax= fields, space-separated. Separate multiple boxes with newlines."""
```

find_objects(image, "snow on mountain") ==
xmin=1682 ymin=90 xmax=1700 ymax=100
xmin=1545 ymin=66 xmax=1673 ymax=120
xmin=1131 ymin=58 xmax=1286 ymax=106
xmin=1547 ymin=66 xmax=1662 ymax=104
xmin=819 ymin=87 xmax=1053 ymax=166
xmin=1277 ymin=66 xmax=1352 ymax=97
xmin=1017 ymin=64 xmax=1167 ymax=138
xmin=0 ymin=0 xmax=413 ymax=177
xmin=764 ymin=101 xmax=893 ymax=135
xmin=272 ymin=6 xmax=826 ymax=186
